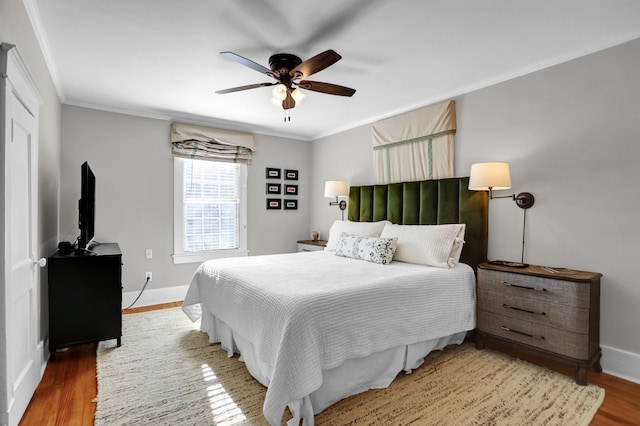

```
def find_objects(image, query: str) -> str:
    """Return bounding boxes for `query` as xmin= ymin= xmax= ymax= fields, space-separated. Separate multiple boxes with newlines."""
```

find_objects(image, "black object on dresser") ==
xmin=48 ymin=243 xmax=122 ymax=360
xmin=476 ymin=262 xmax=602 ymax=385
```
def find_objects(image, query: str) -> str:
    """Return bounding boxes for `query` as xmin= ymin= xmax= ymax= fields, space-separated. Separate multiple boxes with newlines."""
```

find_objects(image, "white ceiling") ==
xmin=31 ymin=0 xmax=640 ymax=140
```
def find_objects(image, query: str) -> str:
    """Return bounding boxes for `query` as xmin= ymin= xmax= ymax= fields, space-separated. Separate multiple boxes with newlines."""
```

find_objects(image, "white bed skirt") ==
xmin=199 ymin=306 xmax=467 ymax=426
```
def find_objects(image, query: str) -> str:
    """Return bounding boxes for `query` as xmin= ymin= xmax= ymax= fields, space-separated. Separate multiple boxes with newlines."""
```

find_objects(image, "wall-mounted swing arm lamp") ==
xmin=468 ymin=162 xmax=535 ymax=209
xmin=469 ymin=162 xmax=535 ymax=268
xmin=324 ymin=180 xmax=348 ymax=220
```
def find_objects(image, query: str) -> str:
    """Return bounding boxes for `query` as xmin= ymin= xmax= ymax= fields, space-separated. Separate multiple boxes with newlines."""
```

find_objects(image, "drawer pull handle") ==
xmin=500 ymin=325 xmax=545 ymax=340
xmin=502 ymin=303 xmax=546 ymax=316
xmin=503 ymin=282 xmax=546 ymax=292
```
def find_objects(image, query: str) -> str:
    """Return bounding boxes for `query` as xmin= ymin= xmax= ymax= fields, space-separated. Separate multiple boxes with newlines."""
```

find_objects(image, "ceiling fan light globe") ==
xmin=270 ymin=97 xmax=283 ymax=108
xmin=291 ymin=89 xmax=306 ymax=103
xmin=272 ymin=84 xmax=287 ymax=101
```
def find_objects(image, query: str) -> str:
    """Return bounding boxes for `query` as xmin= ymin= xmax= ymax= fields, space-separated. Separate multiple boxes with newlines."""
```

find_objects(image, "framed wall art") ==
xmin=284 ymin=199 xmax=298 ymax=210
xmin=284 ymin=184 xmax=298 ymax=195
xmin=266 ymin=167 xmax=281 ymax=179
xmin=284 ymin=169 xmax=298 ymax=180
xmin=266 ymin=198 xmax=282 ymax=210
xmin=266 ymin=183 xmax=281 ymax=194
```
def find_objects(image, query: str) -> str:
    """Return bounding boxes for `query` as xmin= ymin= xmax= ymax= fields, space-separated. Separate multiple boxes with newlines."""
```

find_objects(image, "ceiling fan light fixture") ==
xmin=270 ymin=97 xmax=283 ymax=107
xmin=217 ymin=50 xmax=355 ymax=119
xmin=291 ymin=88 xmax=306 ymax=103
xmin=272 ymin=84 xmax=287 ymax=101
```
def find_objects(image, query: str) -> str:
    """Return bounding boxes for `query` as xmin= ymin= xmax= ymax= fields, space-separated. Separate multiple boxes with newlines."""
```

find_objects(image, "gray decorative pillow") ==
xmin=334 ymin=232 xmax=398 ymax=265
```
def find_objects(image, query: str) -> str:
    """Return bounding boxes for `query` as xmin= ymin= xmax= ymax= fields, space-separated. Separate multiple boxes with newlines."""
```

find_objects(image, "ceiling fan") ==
xmin=216 ymin=49 xmax=356 ymax=117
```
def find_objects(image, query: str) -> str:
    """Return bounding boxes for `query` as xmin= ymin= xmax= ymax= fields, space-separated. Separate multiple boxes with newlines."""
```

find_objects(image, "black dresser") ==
xmin=48 ymin=243 xmax=122 ymax=360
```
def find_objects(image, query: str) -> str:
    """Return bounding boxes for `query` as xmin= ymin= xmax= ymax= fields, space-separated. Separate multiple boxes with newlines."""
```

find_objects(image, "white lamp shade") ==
xmin=469 ymin=162 xmax=512 ymax=191
xmin=324 ymin=180 xmax=348 ymax=198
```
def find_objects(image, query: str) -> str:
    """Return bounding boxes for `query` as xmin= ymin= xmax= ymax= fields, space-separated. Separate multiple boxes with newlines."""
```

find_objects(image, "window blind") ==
xmin=183 ymin=160 xmax=240 ymax=252
xmin=171 ymin=122 xmax=256 ymax=164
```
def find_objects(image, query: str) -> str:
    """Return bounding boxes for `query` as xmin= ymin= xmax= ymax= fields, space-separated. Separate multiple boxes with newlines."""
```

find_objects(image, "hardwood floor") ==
xmin=19 ymin=302 xmax=181 ymax=426
xmin=19 ymin=302 xmax=640 ymax=425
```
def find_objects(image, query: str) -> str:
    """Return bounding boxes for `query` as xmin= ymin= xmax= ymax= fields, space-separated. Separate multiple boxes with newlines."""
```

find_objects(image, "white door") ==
xmin=1 ymin=44 xmax=43 ymax=426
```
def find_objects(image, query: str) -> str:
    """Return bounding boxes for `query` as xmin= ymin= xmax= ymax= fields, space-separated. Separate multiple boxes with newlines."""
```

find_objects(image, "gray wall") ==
xmin=310 ymin=125 xmax=373 ymax=240
xmin=248 ymin=134 xmax=313 ymax=255
xmin=60 ymin=106 xmax=311 ymax=296
xmin=310 ymin=38 xmax=640 ymax=377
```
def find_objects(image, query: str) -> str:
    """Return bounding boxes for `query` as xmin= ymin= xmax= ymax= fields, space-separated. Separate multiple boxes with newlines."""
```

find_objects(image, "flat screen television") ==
xmin=77 ymin=161 xmax=95 ymax=251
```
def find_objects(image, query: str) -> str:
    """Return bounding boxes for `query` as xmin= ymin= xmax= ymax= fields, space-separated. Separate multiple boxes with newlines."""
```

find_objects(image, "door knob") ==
xmin=34 ymin=258 xmax=47 ymax=268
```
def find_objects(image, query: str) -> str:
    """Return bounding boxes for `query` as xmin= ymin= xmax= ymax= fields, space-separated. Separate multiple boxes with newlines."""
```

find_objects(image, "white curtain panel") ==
xmin=372 ymin=100 xmax=456 ymax=184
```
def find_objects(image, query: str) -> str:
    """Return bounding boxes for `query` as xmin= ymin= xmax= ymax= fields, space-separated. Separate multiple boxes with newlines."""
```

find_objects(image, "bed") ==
xmin=182 ymin=177 xmax=488 ymax=425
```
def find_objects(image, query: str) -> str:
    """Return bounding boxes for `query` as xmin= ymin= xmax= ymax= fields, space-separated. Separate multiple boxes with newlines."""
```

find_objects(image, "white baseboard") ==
xmin=122 ymin=284 xmax=189 ymax=309
xmin=601 ymin=344 xmax=640 ymax=384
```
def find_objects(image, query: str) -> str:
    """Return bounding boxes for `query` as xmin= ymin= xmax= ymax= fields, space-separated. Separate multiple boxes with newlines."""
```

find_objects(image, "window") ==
xmin=173 ymin=158 xmax=248 ymax=264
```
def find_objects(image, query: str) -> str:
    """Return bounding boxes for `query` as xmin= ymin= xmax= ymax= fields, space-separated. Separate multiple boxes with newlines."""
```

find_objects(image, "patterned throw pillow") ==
xmin=334 ymin=232 xmax=398 ymax=265
xmin=325 ymin=220 xmax=390 ymax=251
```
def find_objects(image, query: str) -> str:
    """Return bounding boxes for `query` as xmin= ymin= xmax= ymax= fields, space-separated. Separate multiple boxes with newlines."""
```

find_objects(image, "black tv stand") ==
xmin=48 ymin=243 xmax=122 ymax=360
xmin=72 ymin=247 xmax=97 ymax=256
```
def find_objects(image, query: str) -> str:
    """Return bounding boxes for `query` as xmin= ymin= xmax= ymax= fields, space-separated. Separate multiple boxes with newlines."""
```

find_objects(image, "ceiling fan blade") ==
xmin=282 ymin=92 xmax=296 ymax=110
xmin=290 ymin=49 xmax=341 ymax=79
xmin=297 ymin=80 xmax=356 ymax=97
xmin=215 ymin=82 xmax=275 ymax=94
xmin=220 ymin=51 xmax=274 ymax=77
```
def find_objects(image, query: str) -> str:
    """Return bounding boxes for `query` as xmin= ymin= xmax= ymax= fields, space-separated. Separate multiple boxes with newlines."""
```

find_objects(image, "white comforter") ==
xmin=182 ymin=250 xmax=476 ymax=425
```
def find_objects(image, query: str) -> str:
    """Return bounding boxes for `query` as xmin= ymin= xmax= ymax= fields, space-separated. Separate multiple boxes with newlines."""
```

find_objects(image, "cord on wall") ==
xmin=123 ymin=277 xmax=151 ymax=310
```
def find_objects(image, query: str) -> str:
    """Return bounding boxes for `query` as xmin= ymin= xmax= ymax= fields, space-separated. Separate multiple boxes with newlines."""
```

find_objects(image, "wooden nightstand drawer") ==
xmin=478 ymin=289 xmax=589 ymax=333
xmin=478 ymin=268 xmax=590 ymax=309
xmin=475 ymin=262 xmax=602 ymax=385
xmin=478 ymin=311 xmax=589 ymax=359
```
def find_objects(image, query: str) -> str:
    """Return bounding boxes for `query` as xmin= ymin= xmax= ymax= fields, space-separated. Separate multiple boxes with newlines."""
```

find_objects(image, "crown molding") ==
xmin=22 ymin=0 xmax=65 ymax=102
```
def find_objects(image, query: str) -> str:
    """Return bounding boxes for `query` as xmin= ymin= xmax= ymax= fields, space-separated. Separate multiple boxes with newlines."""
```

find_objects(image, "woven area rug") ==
xmin=96 ymin=308 xmax=604 ymax=425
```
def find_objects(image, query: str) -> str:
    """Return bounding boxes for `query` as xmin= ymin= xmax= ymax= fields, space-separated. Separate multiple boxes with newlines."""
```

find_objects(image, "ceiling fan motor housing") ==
xmin=269 ymin=53 xmax=302 ymax=77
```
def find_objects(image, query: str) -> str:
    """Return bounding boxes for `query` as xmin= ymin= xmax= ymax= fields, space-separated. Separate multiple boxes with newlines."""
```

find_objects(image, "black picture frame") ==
xmin=284 ymin=199 xmax=298 ymax=210
xmin=266 ymin=167 xmax=281 ymax=179
xmin=266 ymin=198 xmax=282 ymax=210
xmin=284 ymin=184 xmax=298 ymax=196
xmin=266 ymin=183 xmax=281 ymax=194
xmin=284 ymin=169 xmax=298 ymax=180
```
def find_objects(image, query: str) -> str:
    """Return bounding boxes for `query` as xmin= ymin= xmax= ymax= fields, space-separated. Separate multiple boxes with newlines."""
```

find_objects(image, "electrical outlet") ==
xmin=145 ymin=249 xmax=152 ymax=259
xmin=145 ymin=271 xmax=152 ymax=282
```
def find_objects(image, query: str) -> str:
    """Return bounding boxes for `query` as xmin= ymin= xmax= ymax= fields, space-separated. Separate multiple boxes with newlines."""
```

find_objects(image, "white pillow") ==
xmin=379 ymin=223 xmax=466 ymax=268
xmin=325 ymin=220 xmax=390 ymax=251
xmin=334 ymin=232 xmax=398 ymax=265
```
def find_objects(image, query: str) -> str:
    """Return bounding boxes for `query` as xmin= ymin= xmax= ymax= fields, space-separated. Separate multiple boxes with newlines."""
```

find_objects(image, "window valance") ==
xmin=170 ymin=122 xmax=256 ymax=164
xmin=372 ymin=100 xmax=456 ymax=183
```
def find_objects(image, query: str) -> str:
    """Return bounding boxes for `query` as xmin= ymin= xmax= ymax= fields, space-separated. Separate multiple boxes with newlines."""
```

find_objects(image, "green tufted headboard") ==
xmin=348 ymin=177 xmax=488 ymax=271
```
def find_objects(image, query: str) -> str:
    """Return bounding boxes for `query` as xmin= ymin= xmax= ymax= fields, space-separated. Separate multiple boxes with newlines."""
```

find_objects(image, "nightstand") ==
xmin=476 ymin=262 xmax=602 ymax=385
xmin=297 ymin=239 xmax=327 ymax=252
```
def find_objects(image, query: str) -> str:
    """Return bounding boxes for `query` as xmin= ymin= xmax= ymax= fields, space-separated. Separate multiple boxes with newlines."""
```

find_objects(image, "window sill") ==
xmin=172 ymin=249 xmax=249 ymax=265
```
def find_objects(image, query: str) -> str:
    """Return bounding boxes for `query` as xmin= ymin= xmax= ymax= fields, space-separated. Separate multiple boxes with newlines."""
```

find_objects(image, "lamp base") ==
xmin=488 ymin=260 xmax=529 ymax=268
